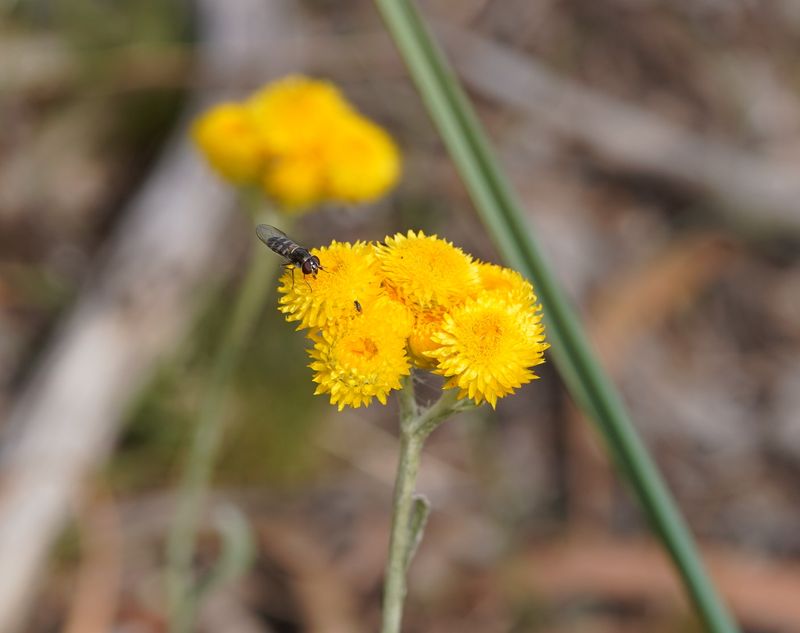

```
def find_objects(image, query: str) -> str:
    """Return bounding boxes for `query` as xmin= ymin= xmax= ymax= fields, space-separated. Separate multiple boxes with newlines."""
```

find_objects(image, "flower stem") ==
xmin=398 ymin=374 xmax=418 ymax=421
xmin=410 ymin=389 xmax=460 ymax=438
xmin=382 ymin=430 xmax=424 ymax=633
xmin=381 ymin=387 xmax=462 ymax=633
xmin=166 ymin=207 xmax=284 ymax=633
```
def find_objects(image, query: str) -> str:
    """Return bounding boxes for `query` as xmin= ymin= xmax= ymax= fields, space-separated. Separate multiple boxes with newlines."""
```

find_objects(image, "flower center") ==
xmin=467 ymin=315 xmax=505 ymax=362
xmin=349 ymin=336 xmax=379 ymax=361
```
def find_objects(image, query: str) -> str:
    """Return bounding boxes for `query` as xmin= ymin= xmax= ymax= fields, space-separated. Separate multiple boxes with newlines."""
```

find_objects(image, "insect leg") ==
xmin=280 ymin=262 xmax=296 ymax=290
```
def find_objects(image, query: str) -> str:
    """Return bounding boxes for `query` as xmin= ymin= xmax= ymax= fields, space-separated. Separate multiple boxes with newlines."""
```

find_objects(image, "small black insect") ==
xmin=354 ymin=300 xmax=362 ymax=313
xmin=256 ymin=224 xmax=321 ymax=277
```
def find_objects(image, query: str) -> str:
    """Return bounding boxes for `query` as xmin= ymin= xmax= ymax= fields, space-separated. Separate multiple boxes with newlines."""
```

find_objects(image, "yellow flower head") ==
xmin=193 ymin=75 xmax=402 ymax=211
xmin=263 ymin=154 xmax=326 ymax=210
xmin=427 ymin=296 xmax=549 ymax=408
xmin=324 ymin=113 xmax=401 ymax=203
xmin=377 ymin=231 xmax=480 ymax=309
xmin=477 ymin=262 xmax=537 ymax=306
xmin=357 ymin=293 xmax=415 ymax=341
xmin=248 ymin=75 xmax=352 ymax=156
xmin=407 ymin=306 xmax=446 ymax=369
xmin=309 ymin=311 xmax=411 ymax=411
xmin=278 ymin=241 xmax=383 ymax=330
xmin=191 ymin=103 xmax=263 ymax=184
xmin=275 ymin=232 xmax=548 ymax=410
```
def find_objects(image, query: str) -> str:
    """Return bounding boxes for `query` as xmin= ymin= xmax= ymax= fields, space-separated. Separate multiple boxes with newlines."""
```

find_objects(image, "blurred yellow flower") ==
xmin=262 ymin=155 xmax=326 ymax=210
xmin=192 ymin=75 xmax=401 ymax=210
xmin=427 ymin=296 xmax=548 ymax=408
xmin=248 ymin=75 xmax=351 ymax=155
xmin=325 ymin=114 xmax=401 ymax=203
xmin=377 ymin=231 xmax=479 ymax=309
xmin=191 ymin=103 xmax=263 ymax=184
xmin=309 ymin=311 xmax=411 ymax=411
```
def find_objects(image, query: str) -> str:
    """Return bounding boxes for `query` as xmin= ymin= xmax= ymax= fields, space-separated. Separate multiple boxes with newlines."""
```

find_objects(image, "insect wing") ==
xmin=256 ymin=224 xmax=300 ymax=261
xmin=256 ymin=224 xmax=288 ymax=244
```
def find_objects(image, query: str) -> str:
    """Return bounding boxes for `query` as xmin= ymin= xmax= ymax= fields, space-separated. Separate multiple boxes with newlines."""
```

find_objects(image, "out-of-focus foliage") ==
xmin=0 ymin=0 xmax=189 ymax=396
xmin=115 ymin=283 xmax=325 ymax=491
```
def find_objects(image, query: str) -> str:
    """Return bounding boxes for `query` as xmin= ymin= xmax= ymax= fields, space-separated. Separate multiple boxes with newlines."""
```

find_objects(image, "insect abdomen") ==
xmin=266 ymin=236 xmax=297 ymax=258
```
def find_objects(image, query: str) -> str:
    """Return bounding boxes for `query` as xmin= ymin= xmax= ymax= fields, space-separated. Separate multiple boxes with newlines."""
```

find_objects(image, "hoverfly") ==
xmin=256 ymin=224 xmax=322 ymax=278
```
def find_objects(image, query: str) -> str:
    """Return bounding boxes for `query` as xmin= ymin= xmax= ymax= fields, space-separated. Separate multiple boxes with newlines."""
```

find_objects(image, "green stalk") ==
xmin=382 ymin=384 xmax=461 ymax=633
xmin=373 ymin=3 xmax=739 ymax=632
xmin=166 ymin=207 xmax=285 ymax=633
xmin=382 ymin=431 xmax=423 ymax=633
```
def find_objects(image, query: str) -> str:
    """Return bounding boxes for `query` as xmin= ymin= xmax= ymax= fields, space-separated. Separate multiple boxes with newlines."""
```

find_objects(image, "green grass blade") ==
xmin=373 ymin=2 xmax=739 ymax=632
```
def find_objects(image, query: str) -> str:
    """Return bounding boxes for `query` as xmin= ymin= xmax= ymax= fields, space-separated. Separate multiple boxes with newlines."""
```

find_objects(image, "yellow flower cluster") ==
xmin=192 ymin=76 xmax=401 ymax=210
xmin=278 ymin=231 xmax=548 ymax=410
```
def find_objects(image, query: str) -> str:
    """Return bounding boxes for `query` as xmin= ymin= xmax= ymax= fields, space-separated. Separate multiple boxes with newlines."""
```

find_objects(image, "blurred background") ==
xmin=2 ymin=0 xmax=800 ymax=631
